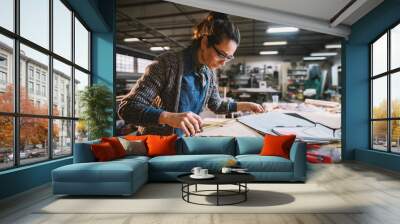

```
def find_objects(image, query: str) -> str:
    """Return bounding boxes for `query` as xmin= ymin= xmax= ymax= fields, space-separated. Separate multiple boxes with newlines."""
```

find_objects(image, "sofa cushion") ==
xmin=73 ymin=140 xmax=100 ymax=163
xmin=149 ymin=154 xmax=235 ymax=172
xmin=179 ymin=137 xmax=235 ymax=155
xmin=101 ymin=137 xmax=127 ymax=158
xmin=91 ymin=142 xmax=118 ymax=162
xmin=236 ymin=155 xmax=293 ymax=172
xmin=146 ymin=135 xmax=178 ymax=157
xmin=260 ymin=134 xmax=296 ymax=159
xmin=235 ymin=136 xmax=263 ymax=155
xmin=52 ymin=158 xmax=147 ymax=183
xmin=124 ymin=135 xmax=148 ymax=141
xmin=115 ymin=155 xmax=150 ymax=163
xmin=118 ymin=137 xmax=147 ymax=156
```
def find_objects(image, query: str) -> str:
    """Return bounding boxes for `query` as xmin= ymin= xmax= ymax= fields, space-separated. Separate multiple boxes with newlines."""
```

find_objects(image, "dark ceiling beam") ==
xmin=117 ymin=10 xmax=186 ymax=48
xmin=141 ymin=38 xmax=339 ymax=45
xmin=118 ymin=19 xmax=258 ymax=32
xmin=172 ymin=3 xmax=197 ymax=25
xmin=134 ymin=10 xmax=208 ymax=20
xmin=129 ymin=32 xmax=337 ymax=40
xmin=118 ymin=0 xmax=166 ymax=8
xmin=119 ymin=24 xmax=194 ymax=32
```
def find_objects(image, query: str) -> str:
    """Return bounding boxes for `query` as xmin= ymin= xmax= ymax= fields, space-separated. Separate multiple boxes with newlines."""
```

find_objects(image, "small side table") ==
xmin=177 ymin=173 xmax=255 ymax=206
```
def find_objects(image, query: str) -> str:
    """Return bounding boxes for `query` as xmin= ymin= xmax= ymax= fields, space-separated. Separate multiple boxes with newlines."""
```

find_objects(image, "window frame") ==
xmin=370 ymin=19 xmax=400 ymax=154
xmin=0 ymin=0 xmax=92 ymax=171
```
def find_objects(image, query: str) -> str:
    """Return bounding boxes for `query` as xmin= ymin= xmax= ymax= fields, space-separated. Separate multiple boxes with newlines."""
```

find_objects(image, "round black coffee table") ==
xmin=177 ymin=173 xmax=255 ymax=206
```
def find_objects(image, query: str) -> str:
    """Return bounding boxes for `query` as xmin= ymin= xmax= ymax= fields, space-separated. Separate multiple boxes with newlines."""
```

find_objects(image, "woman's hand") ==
xmin=159 ymin=111 xmax=203 ymax=137
xmin=237 ymin=102 xmax=265 ymax=113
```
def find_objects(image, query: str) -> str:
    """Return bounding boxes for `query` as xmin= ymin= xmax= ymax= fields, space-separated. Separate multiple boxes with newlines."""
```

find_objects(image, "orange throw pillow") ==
xmin=91 ymin=142 xmax=117 ymax=161
xmin=124 ymin=135 xmax=148 ymax=141
xmin=101 ymin=137 xmax=126 ymax=158
xmin=146 ymin=135 xmax=178 ymax=157
xmin=260 ymin=134 xmax=296 ymax=159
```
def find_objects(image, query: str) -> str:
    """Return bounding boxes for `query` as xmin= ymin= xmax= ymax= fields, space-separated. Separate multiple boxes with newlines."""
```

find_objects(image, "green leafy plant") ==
xmin=79 ymin=84 xmax=113 ymax=140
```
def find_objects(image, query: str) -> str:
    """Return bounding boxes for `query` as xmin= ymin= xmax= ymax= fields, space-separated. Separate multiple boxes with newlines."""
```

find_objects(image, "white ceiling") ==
xmin=167 ymin=0 xmax=384 ymax=37
xmin=227 ymin=0 xmax=352 ymax=22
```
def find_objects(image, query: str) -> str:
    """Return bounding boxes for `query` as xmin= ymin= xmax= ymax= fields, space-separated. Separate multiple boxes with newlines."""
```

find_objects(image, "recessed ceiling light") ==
xmin=124 ymin=37 xmax=140 ymax=42
xmin=259 ymin=51 xmax=279 ymax=55
xmin=303 ymin=56 xmax=326 ymax=61
xmin=325 ymin=44 xmax=341 ymax=49
xmin=150 ymin=47 xmax=165 ymax=51
xmin=263 ymin=41 xmax=287 ymax=46
xmin=311 ymin=52 xmax=338 ymax=57
xmin=267 ymin=27 xmax=299 ymax=33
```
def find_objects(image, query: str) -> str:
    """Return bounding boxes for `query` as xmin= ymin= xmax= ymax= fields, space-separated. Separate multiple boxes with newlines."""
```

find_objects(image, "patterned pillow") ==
xmin=118 ymin=137 xmax=147 ymax=156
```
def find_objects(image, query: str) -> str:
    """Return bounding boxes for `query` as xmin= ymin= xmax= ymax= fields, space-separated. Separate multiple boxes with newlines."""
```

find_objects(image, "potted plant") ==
xmin=79 ymin=84 xmax=113 ymax=140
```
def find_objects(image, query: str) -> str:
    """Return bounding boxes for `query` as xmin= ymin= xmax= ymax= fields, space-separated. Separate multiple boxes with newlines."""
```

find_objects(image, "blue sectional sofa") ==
xmin=52 ymin=136 xmax=307 ymax=196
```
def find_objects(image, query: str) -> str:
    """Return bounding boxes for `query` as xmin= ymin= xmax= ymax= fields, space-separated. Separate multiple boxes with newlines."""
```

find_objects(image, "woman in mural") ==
xmin=118 ymin=12 xmax=264 ymax=137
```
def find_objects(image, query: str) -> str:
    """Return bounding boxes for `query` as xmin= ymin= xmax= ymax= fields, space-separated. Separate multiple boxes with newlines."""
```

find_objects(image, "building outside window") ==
xmin=41 ymin=85 xmax=46 ymax=97
xmin=28 ymin=81 xmax=34 ymax=94
xmin=35 ymin=70 xmax=40 ymax=81
xmin=0 ymin=54 xmax=7 ymax=90
xmin=28 ymin=66 xmax=34 ymax=80
xmin=35 ymin=83 xmax=40 ymax=95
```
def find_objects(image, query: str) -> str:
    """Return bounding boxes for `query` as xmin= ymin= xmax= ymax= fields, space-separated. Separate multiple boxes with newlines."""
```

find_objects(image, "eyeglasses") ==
xmin=212 ymin=45 xmax=234 ymax=62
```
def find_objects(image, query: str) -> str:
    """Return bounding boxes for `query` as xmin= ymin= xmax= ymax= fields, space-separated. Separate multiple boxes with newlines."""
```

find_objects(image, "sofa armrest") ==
xmin=73 ymin=140 xmax=100 ymax=163
xmin=289 ymin=141 xmax=307 ymax=181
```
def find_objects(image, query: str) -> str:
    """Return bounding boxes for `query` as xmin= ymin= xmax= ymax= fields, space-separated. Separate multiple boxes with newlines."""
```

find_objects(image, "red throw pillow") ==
xmin=146 ymin=135 xmax=178 ymax=157
xmin=101 ymin=137 xmax=126 ymax=158
xmin=91 ymin=142 xmax=118 ymax=161
xmin=259 ymin=134 xmax=296 ymax=159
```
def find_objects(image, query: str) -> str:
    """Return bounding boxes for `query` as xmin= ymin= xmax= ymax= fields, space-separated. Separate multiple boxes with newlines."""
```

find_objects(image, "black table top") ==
xmin=177 ymin=172 xmax=255 ymax=185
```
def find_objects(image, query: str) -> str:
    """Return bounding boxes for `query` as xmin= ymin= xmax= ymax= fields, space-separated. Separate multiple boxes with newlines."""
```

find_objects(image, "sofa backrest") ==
xmin=177 ymin=137 xmax=236 ymax=155
xmin=235 ymin=136 xmax=264 ymax=155
xmin=73 ymin=139 xmax=100 ymax=163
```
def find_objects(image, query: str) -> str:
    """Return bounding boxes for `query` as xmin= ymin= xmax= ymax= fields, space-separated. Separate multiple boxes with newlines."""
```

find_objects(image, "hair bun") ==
xmin=208 ymin=12 xmax=229 ymax=21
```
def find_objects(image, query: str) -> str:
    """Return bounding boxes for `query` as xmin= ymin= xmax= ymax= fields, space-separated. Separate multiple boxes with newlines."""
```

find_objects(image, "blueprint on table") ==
xmin=237 ymin=112 xmax=341 ymax=143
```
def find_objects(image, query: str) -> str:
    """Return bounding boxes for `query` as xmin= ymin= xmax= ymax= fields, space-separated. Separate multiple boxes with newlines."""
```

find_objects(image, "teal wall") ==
xmin=0 ymin=0 xmax=116 ymax=200
xmin=0 ymin=158 xmax=72 ymax=199
xmin=343 ymin=0 xmax=400 ymax=171
xmin=92 ymin=0 xmax=116 ymax=136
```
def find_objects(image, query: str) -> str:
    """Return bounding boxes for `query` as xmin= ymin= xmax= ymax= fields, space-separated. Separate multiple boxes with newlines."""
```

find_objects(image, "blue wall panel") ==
xmin=0 ymin=158 xmax=72 ymax=199
xmin=344 ymin=0 xmax=400 ymax=171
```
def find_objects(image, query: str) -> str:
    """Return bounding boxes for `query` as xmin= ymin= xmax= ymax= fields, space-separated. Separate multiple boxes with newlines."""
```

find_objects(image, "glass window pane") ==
xmin=0 ymin=116 xmax=14 ymax=170
xmin=116 ymin=54 xmax=134 ymax=73
xmin=53 ymin=119 xmax=72 ymax=158
xmin=20 ymin=0 xmax=49 ymax=49
xmin=75 ymin=120 xmax=88 ymax=143
xmin=391 ymin=24 xmax=400 ymax=70
xmin=53 ymin=59 xmax=72 ymax=117
xmin=20 ymin=44 xmax=49 ymax=115
xmin=0 ymin=34 xmax=14 ymax=112
xmin=20 ymin=117 xmax=49 ymax=165
xmin=372 ymin=76 xmax=387 ymax=119
xmin=74 ymin=18 xmax=89 ymax=70
xmin=53 ymin=0 xmax=72 ymax=60
xmin=137 ymin=58 xmax=153 ymax=73
xmin=372 ymin=33 xmax=387 ymax=76
xmin=391 ymin=120 xmax=400 ymax=153
xmin=391 ymin=72 xmax=400 ymax=118
xmin=74 ymin=69 xmax=89 ymax=118
xmin=372 ymin=121 xmax=388 ymax=151
xmin=0 ymin=0 xmax=14 ymax=32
